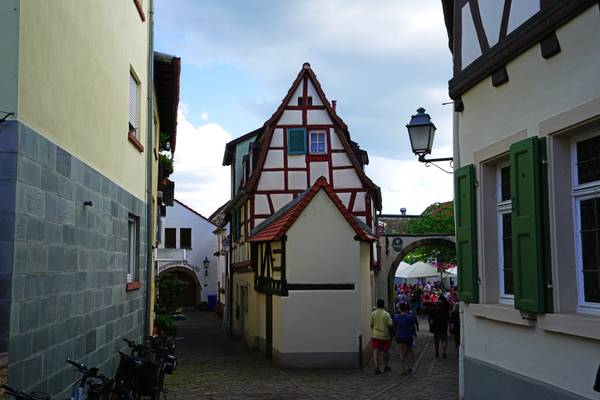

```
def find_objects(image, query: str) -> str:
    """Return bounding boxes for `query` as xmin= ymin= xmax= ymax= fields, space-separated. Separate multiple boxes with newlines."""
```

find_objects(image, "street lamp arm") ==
xmin=417 ymin=155 xmax=454 ymax=174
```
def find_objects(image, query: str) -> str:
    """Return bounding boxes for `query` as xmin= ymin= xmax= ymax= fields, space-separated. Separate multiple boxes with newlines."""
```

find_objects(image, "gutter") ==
xmin=144 ymin=0 xmax=155 ymax=336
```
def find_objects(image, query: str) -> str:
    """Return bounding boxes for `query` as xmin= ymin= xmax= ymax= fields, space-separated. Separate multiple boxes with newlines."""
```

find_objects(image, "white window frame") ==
xmin=571 ymin=131 xmax=600 ymax=313
xmin=497 ymin=162 xmax=514 ymax=304
xmin=309 ymin=130 xmax=327 ymax=154
xmin=129 ymin=69 xmax=141 ymax=137
xmin=128 ymin=214 xmax=139 ymax=283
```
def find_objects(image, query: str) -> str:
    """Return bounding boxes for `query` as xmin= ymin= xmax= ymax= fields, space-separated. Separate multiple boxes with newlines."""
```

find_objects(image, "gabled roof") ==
xmin=232 ymin=63 xmax=382 ymax=210
xmin=247 ymin=177 xmax=376 ymax=243
xmin=154 ymin=52 xmax=181 ymax=153
xmin=222 ymin=127 xmax=262 ymax=166
xmin=209 ymin=200 xmax=230 ymax=228
xmin=173 ymin=199 xmax=217 ymax=227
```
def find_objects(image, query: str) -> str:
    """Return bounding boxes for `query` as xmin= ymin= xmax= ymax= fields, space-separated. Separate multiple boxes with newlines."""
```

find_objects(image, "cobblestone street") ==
xmin=165 ymin=311 xmax=458 ymax=400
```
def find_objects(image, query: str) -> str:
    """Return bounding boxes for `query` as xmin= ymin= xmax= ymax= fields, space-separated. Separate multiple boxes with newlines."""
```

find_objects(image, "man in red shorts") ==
xmin=370 ymin=299 xmax=393 ymax=374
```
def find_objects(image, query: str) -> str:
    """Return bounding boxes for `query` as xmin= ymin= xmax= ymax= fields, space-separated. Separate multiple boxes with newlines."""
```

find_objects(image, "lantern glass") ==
xmin=408 ymin=125 xmax=434 ymax=155
xmin=203 ymin=256 xmax=210 ymax=270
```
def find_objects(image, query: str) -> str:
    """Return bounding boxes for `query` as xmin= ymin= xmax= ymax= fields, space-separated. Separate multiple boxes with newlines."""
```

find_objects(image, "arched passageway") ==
xmin=159 ymin=266 xmax=202 ymax=308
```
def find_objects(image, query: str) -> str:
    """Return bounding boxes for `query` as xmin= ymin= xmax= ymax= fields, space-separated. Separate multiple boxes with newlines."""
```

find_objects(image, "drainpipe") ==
xmin=144 ymin=0 xmax=155 ymax=336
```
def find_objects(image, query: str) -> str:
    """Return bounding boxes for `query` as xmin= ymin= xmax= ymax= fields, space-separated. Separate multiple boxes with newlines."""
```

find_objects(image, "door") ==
xmin=266 ymin=294 xmax=273 ymax=358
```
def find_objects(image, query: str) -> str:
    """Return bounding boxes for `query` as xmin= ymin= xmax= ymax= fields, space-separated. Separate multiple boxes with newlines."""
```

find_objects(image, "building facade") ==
xmin=222 ymin=63 xmax=382 ymax=367
xmin=0 ymin=1 xmax=179 ymax=396
xmin=157 ymin=199 xmax=219 ymax=309
xmin=442 ymin=1 xmax=600 ymax=398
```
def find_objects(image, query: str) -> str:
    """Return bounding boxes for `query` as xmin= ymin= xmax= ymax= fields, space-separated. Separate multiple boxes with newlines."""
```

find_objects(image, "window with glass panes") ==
xmin=309 ymin=131 xmax=326 ymax=154
xmin=128 ymin=214 xmax=139 ymax=283
xmin=573 ymin=134 xmax=600 ymax=306
xmin=497 ymin=164 xmax=513 ymax=298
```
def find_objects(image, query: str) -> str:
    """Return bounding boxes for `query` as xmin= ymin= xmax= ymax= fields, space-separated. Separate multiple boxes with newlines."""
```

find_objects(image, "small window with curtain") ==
xmin=309 ymin=131 xmax=327 ymax=154
xmin=164 ymin=228 xmax=176 ymax=248
xmin=287 ymin=128 xmax=306 ymax=155
xmin=180 ymin=228 xmax=192 ymax=249
xmin=129 ymin=70 xmax=140 ymax=136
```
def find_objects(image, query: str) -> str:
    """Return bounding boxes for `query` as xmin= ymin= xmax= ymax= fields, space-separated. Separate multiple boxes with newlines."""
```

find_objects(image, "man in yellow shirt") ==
xmin=370 ymin=299 xmax=393 ymax=374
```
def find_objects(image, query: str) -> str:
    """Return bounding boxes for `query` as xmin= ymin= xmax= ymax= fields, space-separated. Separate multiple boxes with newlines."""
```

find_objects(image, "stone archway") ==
xmin=385 ymin=237 xmax=456 ymax=309
xmin=159 ymin=265 xmax=202 ymax=308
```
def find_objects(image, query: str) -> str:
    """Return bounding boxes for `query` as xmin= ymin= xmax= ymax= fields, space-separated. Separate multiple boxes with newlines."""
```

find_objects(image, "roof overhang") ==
xmin=154 ymin=52 xmax=181 ymax=154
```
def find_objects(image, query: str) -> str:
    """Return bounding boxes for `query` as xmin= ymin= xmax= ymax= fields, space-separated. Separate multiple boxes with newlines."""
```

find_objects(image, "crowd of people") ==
xmin=370 ymin=280 xmax=460 ymax=376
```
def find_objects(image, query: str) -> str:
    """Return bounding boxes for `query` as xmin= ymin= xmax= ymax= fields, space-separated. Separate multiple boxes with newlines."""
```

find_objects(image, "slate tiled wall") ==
xmin=1 ymin=121 xmax=148 ymax=397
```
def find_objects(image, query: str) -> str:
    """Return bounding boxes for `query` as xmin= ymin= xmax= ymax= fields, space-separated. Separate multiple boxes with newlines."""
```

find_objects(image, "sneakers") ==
xmin=374 ymin=368 xmax=382 ymax=375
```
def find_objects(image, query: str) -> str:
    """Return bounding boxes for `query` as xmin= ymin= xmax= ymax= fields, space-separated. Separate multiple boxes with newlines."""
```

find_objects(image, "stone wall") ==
xmin=1 ymin=121 xmax=148 ymax=397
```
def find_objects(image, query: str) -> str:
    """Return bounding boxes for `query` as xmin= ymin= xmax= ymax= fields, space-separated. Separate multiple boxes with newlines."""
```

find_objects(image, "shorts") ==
xmin=395 ymin=337 xmax=413 ymax=346
xmin=433 ymin=332 xmax=448 ymax=345
xmin=372 ymin=338 xmax=391 ymax=351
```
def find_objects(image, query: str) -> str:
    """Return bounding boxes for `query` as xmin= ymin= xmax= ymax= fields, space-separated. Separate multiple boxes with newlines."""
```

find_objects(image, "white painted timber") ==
xmin=507 ymin=0 xmax=539 ymax=35
xmin=337 ymin=192 xmax=351 ymax=208
xmin=278 ymin=110 xmax=302 ymax=125
xmin=333 ymin=168 xmax=362 ymax=189
xmin=288 ymin=171 xmax=308 ymax=190
xmin=332 ymin=152 xmax=351 ymax=167
xmin=462 ymin=4 xmax=481 ymax=68
xmin=353 ymin=192 xmax=366 ymax=212
xmin=306 ymin=80 xmax=323 ymax=105
xmin=257 ymin=171 xmax=285 ymax=191
xmin=309 ymin=161 xmax=329 ymax=185
xmin=330 ymin=130 xmax=343 ymax=150
xmin=264 ymin=149 xmax=284 ymax=169
xmin=254 ymin=194 xmax=270 ymax=215
xmin=288 ymin=154 xmax=306 ymax=168
xmin=271 ymin=193 xmax=294 ymax=211
xmin=271 ymin=128 xmax=284 ymax=147
xmin=307 ymin=109 xmax=332 ymax=125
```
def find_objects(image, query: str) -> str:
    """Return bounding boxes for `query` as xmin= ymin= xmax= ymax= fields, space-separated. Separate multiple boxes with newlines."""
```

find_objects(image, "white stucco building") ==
xmin=441 ymin=1 xmax=600 ymax=398
xmin=157 ymin=199 xmax=219 ymax=309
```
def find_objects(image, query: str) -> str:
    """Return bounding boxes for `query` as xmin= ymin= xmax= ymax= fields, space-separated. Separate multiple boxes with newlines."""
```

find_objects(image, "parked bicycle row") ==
xmin=2 ymin=336 xmax=177 ymax=400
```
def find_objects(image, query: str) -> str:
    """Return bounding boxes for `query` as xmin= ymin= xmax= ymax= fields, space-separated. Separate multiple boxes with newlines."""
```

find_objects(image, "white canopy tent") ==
xmin=395 ymin=261 xmax=443 ymax=279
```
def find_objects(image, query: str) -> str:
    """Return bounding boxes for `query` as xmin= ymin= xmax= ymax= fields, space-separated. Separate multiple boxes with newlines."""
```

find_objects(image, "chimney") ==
xmin=400 ymin=208 xmax=406 ymax=215
xmin=332 ymin=100 xmax=337 ymax=113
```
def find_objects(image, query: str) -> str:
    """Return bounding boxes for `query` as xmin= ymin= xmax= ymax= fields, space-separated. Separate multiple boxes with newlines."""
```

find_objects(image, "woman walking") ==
xmin=393 ymin=303 xmax=418 ymax=375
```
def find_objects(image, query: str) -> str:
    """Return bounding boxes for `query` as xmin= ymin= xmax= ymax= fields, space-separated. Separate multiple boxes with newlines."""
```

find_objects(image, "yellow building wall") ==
xmin=17 ymin=0 xmax=150 ymax=200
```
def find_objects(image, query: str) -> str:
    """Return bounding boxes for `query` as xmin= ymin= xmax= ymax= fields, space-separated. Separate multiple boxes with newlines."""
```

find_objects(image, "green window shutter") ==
xmin=510 ymin=137 xmax=551 ymax=313
xmin=455 ymin=164 xmax=479 ymax=303
xmin=287 ymin=128 xmax=306 ymax=155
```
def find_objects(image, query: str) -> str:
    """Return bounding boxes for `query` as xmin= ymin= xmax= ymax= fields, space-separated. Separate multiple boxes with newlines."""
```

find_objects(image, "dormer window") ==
xmin=297 ymin=96 xmax=313 ymax=106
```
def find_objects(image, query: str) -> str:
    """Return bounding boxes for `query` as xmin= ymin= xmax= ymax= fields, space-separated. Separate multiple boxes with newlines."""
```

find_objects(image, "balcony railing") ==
xmin=156 ymin=248 xmax=187 ymax=262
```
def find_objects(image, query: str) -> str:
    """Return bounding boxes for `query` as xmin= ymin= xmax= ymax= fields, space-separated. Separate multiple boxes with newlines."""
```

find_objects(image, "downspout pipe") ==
xmin=144 ymin=0 xmax=155 ymax=337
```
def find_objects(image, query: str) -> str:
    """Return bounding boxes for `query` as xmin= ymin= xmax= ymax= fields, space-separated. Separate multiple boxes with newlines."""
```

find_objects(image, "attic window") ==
xmin=307 ymin=96 xmax=313 ymax=106
xmin=298 ymin=97 xmax=303 ymax=106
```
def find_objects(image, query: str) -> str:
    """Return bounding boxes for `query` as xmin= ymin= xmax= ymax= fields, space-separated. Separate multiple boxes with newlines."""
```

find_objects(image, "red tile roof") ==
xmin=247 ymin=177 xmax=376 ymax=243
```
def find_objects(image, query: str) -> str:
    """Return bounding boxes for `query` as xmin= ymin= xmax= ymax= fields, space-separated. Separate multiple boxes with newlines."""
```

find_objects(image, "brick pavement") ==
xmin=165 ymin=311 xmax=458 ymax=400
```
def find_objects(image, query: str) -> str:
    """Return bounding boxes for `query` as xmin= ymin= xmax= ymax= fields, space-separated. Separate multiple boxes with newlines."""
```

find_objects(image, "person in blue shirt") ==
xmin=393 ymin=302 xmax=418 ymax=375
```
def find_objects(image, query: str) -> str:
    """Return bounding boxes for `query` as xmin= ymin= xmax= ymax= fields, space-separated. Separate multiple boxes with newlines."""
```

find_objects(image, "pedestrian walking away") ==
xmin=370 ymin=299 xmax=393 ymax=374
xmin=393 ymin=303 xmax=418 ymax=375
xmin=450 ymin=302 xmax=460 ymax=356
xmin=429 ymin=295 xmax=450 ymax=358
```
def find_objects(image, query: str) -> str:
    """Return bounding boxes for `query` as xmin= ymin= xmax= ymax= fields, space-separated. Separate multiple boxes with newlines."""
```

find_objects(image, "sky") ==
xmin=154 ymin=0 xmax=455 ymax=217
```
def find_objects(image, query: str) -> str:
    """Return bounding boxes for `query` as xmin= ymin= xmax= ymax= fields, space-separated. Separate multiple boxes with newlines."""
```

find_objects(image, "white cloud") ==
xmin=170 ymin=110 xmax=232 ymax=216
xmin=367 ymin=145 xmax=454 ymax=215
xmin=200 ymin=111 xmax=209 ymax=121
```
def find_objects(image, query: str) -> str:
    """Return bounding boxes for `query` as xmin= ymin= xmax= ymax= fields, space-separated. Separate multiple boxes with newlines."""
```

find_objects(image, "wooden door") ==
xmin=266 ymin=294 xmax=273 ymax=358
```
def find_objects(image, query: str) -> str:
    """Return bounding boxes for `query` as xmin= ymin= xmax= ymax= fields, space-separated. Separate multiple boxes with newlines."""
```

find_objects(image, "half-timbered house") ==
xmin=222 ymin=63 xmax=382 ymax=367
xmin=442 ymin=1 xmax=600 ymax=398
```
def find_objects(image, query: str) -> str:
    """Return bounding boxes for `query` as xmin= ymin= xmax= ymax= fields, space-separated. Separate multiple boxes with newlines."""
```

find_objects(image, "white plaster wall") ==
xmin=461 ymin=4 xmax=481 ymax=67
xmin=277 ymin=290 xmax=361 ymax=353
xmin=332 ymin=152 xmax=351 ymax=167
xmin=278 ymin=110 xmax=302 ymax=125
xmin=507 ymin=0 xmax=539 ymax=34
xmin=306 ymin=80 xmax=323 ymax=106
xmin=288 ymin=171 xmax=307 ymax=190
xmin=309 ymin=161 xmax=329 ymax=185
xmin=254 ymin=194 xmax=270 ymax=214
xmin=307 ymin=109 xmax=332 ymax=125
xmin=288 ymin=154 xmax=306 ymax=168
xmin=356 ymin=216 xmax=366 ymax=224
xmin=264 ymin=149 xmax=284 ymax=169
xmin=458 ymin=6 xmax=600 ymax=166
xmin=337 ymin=192 xmax=351 ymax=209
xmin=271 ymin=193 xmax=294 ymax=211
xmin=271 ymin=128 xmax=284 ymax=147
xmin=463 ymin=307 xmax=600 ymax=398
xmin=160 ymin=201 xmax=218 ymax=299
xmin=333 ymin=169 xmax=362 ymax=189
xmin=255 ymin=218 xmax=265 ymax=226
xmin=353 ymin=192 xmax=366 ymax=212
xmin=330 ymin=131 xmax=344 ymax=150
xmin=289 ymin=83 xmax=303 ymax=106
xmin=257 ymin=171 xmax=285 ymax=191
xmin=286 ymin=190 xmax=360 ymax=284
xmin=478 ymin=0 xmax=504 ymax=47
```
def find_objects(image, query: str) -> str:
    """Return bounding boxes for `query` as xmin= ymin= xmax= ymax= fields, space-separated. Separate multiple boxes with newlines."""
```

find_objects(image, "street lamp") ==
xmin=406 ymin=107 xmax=453 ymax=170
xmin=203 ymin=256 xmax=210 ymax=277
